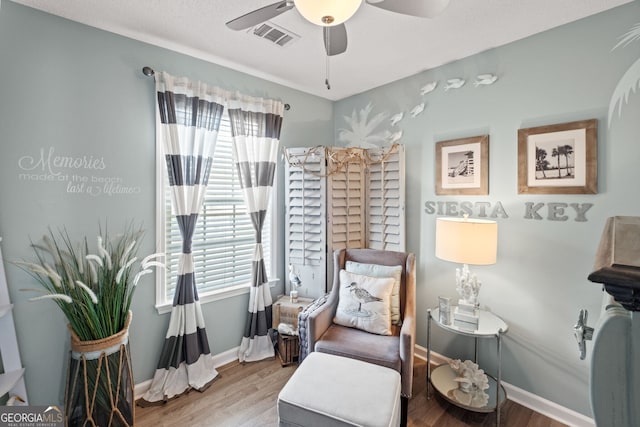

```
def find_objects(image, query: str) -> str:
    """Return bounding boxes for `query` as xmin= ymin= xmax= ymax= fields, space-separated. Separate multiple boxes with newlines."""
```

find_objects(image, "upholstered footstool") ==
xmin=277 ymin=352 xmax=401 ymax=427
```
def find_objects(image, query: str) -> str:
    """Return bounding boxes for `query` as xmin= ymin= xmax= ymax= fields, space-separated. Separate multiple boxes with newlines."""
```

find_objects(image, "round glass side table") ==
xmin=427 ymin=307 xmax=508 ymax=426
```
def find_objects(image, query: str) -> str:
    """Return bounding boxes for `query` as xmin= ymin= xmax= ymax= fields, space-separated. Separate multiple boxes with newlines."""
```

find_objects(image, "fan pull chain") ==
xmin=325 ymin=56 xmax=331 ymax=90
xmin=324 ymin=28 xmax=331 ymax=90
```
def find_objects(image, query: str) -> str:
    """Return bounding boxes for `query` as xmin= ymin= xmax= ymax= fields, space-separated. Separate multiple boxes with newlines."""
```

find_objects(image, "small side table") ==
xmin=427 ymin=307 xmax=508 ymax=426
xmin=273 ymin=295 xmax=313 ymax=366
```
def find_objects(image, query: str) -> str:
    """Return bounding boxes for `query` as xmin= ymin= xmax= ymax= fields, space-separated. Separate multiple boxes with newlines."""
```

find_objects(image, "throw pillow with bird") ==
xmin=333 ymin=270 xmax=395 ymax=336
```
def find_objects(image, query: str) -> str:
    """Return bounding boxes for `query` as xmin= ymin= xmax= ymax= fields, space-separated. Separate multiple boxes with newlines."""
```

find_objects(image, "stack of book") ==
xmin=453 ymin=301 xmax=479 ymax=331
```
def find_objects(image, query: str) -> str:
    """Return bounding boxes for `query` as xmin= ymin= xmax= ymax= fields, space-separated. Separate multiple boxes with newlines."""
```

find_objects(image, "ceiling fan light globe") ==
xmin=294 ymin=0 xmax=362 ymax=26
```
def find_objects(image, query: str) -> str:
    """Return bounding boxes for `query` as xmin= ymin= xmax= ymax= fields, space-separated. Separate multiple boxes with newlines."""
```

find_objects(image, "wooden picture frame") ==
xmin=518 ymin=119 xmax=597 ymax=194
xmin=435 ymin=135 xmax=489 ymax=195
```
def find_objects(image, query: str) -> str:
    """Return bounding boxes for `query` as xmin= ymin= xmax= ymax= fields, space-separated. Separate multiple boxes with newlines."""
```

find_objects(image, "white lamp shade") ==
xmin=294 ymin=0 xmax=363 ymax=26
xmin=435 ymin=217 xmax=498 ymax=265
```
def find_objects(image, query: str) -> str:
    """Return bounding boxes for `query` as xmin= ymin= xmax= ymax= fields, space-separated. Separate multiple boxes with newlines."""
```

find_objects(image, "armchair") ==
xmin=307 ymin=248 xmax=416 ymax=426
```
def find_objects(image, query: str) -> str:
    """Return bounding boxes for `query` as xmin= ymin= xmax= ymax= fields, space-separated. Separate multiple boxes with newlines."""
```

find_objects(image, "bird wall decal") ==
xmin=420 ymin=81 xmax=438 ymax=95
xmin=474 ymin=74 xmax=498 ymax=86
xmin=410 ymin=103 xmax=425 ymax=118
xmin=444 ymin=78 xmax=466 ymax=90
xmin=390 ymin=112 xmax=404 ymax=126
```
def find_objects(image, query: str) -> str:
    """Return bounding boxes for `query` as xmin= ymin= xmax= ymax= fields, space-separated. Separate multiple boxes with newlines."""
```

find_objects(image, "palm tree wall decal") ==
xmin=609 ymin=22 xmax=640 ymax=127
xmin=338 ymin=102 xmax=390 ymax=148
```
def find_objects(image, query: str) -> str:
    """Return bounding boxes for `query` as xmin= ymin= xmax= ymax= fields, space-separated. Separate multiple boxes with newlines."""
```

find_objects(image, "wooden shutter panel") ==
xmin=284 ymin=148 xmax=327 ymax=299
xmin=327 ymin=147 xmax=367 ymax=252
xmin=326 ymin=148 xmax=367 ymax=287
xmin=366 ymin=144 xmax=406 ymax=251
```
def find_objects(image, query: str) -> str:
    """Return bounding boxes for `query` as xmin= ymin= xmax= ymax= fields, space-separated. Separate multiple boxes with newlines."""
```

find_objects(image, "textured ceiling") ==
xmin=10 ymin=0 xmax=632 ymax=100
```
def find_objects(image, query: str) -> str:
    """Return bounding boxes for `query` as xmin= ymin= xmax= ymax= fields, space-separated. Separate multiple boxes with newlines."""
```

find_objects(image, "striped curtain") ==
xmin=139 ymin=72 xmax=224 ymax=405
xmin=229 ymin=94 xmax=284 ymax=362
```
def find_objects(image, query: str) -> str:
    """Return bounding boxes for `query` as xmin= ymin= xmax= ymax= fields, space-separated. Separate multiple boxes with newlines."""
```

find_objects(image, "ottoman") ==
xmin=277 ymin=352 xmax=401 ymax=427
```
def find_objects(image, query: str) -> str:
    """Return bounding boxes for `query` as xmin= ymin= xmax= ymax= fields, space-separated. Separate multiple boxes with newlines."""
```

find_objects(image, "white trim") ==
xmin=414 ymin=344 xmax=595 ymax=427
xmin=505 ymin=381 xmax=595 ymax=427
xmin=134 ymin=346 xmax=240 ymax=400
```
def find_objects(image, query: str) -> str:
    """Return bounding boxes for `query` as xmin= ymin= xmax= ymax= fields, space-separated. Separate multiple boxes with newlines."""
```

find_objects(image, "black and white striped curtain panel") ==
xmin=140 ymin=71 xmax=224 ymax=405
xmin=228 ymin=95 xmax=284 ymax=362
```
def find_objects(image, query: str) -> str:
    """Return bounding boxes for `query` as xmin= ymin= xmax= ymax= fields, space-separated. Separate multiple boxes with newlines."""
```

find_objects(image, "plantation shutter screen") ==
xmin=284 ymin=144 xmax=405 ymax=295
xmin=165 ymin=114 xmax=271 ymax=300
xmin=284 ymin=147 xmax=327 ymax=299
xmin=366 ymin=145 xmax=406 ymax=251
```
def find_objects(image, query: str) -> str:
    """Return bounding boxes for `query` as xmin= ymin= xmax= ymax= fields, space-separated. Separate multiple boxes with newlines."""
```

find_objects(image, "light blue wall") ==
xmin=334 ymin=2 xmax=640 ymax=417
xmin=0 ymin=1 xmax=333 ymax=406
xmin=2 ymin=0 xmax=639 ymax=418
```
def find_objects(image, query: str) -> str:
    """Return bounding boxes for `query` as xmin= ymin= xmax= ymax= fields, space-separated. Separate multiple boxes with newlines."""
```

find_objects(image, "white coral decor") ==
xmin=449 ymin=359 xmax=489 ymax=391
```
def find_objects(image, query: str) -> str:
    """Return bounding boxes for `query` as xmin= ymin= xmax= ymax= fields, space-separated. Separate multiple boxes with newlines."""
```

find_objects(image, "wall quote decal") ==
xmin=16 ymin=146 xmax=141 ymax=197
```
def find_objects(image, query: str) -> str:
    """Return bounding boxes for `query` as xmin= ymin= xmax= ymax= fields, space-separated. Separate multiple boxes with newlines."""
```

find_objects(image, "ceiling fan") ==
xmin=225 ymin=0 xmax=450 ymax=56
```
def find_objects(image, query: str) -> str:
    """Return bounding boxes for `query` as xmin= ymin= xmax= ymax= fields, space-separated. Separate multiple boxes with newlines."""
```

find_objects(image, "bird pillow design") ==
xmin=345 ymin=261 xmax=403 ymax=325
xmin=334 ymin=269 xmax=395 ymax=335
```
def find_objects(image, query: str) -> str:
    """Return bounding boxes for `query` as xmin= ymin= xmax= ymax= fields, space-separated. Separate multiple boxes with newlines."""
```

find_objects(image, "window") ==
xmin=155 ymin=112 xmax=275 ymax=313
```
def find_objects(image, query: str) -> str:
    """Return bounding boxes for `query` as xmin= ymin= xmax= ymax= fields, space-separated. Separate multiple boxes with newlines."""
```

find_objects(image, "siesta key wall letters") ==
xmin=424 ymin=200 xmax=594 ymax=222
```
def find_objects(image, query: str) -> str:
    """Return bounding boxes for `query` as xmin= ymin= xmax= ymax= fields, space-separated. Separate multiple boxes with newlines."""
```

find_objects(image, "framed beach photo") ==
xmin=435 ymin=135 xmax=489 ymax=195
xmin=518 ymin=119 xmax=597 ymax=194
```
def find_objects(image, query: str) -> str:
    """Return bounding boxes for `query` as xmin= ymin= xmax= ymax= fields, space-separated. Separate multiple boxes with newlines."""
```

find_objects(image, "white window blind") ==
xmin=159 ymin=113 xmax=272 ymax=305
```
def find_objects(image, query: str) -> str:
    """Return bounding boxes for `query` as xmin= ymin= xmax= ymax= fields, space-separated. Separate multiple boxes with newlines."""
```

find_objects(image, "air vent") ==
xmin=249 ymin=21 xmax=300 ymax=47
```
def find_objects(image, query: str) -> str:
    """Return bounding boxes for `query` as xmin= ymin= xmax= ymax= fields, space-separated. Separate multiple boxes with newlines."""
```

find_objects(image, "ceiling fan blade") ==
xmin=367 ymin=0 xmax=450 ymax=18
xmin=226 ymin=1 xmax=294 ymax=31
xmin=323 ymin=24 xmax=348 ymax=56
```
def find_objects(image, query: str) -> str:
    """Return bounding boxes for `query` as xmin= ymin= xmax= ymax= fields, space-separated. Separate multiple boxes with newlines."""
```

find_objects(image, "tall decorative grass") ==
xmin=18 ymin=223 xmax=163 ymax=341
xmin=19 ymin=223 xmax=164 ymax=426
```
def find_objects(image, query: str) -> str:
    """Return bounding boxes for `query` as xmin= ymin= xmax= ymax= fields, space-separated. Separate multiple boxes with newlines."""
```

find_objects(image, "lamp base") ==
xmin=456 ymin=265 xmax=482 ymax=304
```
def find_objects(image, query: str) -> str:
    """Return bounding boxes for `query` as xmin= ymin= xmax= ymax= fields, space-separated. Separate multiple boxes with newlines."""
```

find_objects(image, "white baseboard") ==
xmin=414 ymin=345 xmax=595 ymax=427
xmin=134 ymin=346 xmax=240 ymax=400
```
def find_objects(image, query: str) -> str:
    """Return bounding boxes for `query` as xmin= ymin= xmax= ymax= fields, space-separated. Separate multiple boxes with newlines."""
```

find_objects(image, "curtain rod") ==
xmin=141 ymin=66 xmax=290 ymax=110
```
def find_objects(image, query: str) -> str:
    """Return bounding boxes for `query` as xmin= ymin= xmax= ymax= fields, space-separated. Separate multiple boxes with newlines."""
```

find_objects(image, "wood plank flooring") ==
xmin=135 ymin=356 xmax=568 ymax=427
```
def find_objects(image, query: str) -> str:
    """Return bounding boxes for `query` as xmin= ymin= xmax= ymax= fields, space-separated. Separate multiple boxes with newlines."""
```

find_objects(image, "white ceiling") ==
xmin=10 ymin=0 xmax=632 ymax=101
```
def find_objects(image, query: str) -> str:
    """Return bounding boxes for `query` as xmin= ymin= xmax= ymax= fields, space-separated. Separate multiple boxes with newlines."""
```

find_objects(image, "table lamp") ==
xmin=435 ymin=216 xmax=498 ymax=329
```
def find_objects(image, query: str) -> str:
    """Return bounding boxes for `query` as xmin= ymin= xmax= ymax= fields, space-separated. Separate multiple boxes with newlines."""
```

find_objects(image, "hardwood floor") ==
xmin=135 ymin=356 xmax=568 ymax=427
